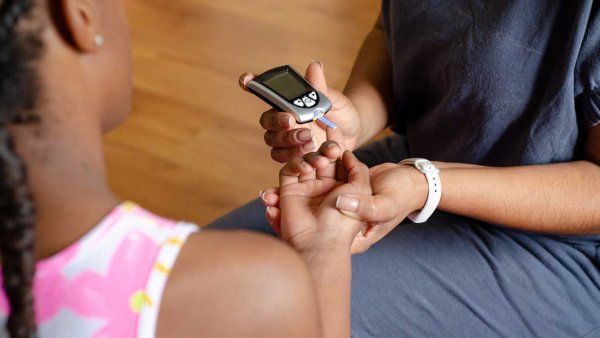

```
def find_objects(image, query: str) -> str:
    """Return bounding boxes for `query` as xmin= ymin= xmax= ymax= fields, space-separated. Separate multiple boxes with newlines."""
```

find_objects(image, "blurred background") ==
xmin=104 ymin=0 xmax=380 ymax=226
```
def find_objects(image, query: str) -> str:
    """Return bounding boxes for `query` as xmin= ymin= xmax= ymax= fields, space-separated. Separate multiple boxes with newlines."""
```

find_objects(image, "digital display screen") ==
xmin=263 ymin=70 xmax=310 ymax=101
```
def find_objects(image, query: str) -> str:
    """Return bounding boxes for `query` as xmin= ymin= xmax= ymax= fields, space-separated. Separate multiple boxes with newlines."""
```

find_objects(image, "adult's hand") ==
xmin=262 ymin=160 xmax=429 ymax=254
xmin=336 ymin=162 xmax=428 ymax=253
xmin=240 ymin=61 xmax=363 ymax=162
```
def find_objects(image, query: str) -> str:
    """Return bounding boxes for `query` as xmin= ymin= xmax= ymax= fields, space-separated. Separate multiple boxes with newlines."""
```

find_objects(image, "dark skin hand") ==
xmin=257 ymin=14 xmax=600 ymax=251
xmin=263 ymin=124 xmax=600 ymax=252
xmin=240 ymin=62 xmax=364 ymax=162
xmin=277 ymin=145 xmax=372 ymax=338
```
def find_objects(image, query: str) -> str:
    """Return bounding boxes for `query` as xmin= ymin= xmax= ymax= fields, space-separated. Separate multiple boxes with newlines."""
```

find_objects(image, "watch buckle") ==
xmin=414 ymin=159 xmax=430 ymax=172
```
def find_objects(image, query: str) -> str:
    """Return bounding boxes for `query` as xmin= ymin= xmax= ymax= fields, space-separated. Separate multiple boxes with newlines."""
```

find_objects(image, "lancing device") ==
xmin=247 ymin=65 xmax=337 ymax=129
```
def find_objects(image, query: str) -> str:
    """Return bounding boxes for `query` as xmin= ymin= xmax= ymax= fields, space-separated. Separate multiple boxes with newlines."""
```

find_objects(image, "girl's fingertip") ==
xmin=301 ymin=140 xmax=317 ymax=152
xmin=300 ymin=160 xmax=311 ymax=170
xmin=343 ymin=150 xmax=356 ymax=161
xmin=316 ymin=155 xmax=329 ymax=167
xmin=305 ymin=152 xmax=321 ymax=164
xmin=266 ymin=206 xmax=277 ymax=221
xmin=271 ymin=224 xmax=282 ymax=237
xmin=264 ymin=193 xmax=277 ymax=205
xmin=265 ymin=208 xmax=273 ymax=225
xmin=260 ymin=191 xmax=269 ymax=206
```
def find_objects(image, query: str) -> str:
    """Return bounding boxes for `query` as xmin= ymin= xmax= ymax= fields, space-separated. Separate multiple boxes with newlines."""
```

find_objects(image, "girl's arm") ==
xmin=277 ymin=137 xmax=372 ymax=337
xmin=157 ymin=231 xmax=321 ymax=338
xmin=299 ymin=244 xmax=352 ymax=338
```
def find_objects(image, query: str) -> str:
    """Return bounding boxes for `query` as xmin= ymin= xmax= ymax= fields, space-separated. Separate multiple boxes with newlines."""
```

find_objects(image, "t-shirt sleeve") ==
xmin=575 ymin=4 xmax=600 ymax=129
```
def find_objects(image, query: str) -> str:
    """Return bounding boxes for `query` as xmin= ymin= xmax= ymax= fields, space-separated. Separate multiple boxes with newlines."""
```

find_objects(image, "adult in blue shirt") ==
xmin=217 ymin=1 xmax=600 ymax=335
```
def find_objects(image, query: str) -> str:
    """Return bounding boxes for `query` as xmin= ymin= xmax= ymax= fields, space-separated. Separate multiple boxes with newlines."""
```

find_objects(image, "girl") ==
xmin=0 ymin=0 xmax=362 ymax=337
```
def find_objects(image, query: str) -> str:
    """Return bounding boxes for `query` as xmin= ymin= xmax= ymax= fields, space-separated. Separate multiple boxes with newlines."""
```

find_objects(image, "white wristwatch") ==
xmin=398 ymin=158 xmax=441 ymax=223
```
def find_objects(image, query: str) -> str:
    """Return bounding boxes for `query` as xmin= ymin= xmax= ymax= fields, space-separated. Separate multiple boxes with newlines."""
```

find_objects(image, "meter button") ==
xmin=293 ymin=99 xmax=305 ymax=107
xmin=308 ymin=92 xmax=318 ymax=100
xmin=302 ymin=97 xmax=316 ymax=107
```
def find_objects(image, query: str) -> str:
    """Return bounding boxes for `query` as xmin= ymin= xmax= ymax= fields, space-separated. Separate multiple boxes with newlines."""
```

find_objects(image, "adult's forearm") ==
xmin=343 ymin=19 xmax=393 ymax=146
xmin=302 ymin=248 xmax=351 ymax=338
xmin=436 ymin=161 xmax=600 ymax=234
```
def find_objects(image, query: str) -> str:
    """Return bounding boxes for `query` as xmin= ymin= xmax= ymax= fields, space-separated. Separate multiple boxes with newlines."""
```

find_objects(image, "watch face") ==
xmin=262 ymin=69 xmax=310 ymax=101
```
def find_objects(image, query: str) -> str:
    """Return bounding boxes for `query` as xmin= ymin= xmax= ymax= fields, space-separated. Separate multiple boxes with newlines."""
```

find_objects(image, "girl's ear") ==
xmin=59 ymin=0 xmax=103 ymax=52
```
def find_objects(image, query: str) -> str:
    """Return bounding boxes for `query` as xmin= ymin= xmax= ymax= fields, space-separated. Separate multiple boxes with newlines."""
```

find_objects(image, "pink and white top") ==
xmin=0 ymin=202 xmax=199 ymax=338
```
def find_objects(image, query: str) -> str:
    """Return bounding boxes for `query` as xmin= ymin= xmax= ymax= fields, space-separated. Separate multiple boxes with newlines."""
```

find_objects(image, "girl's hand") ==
xmin=276 ymin=146 xmax=372 ymax=254
xmin=259 ymin=127 xmax=347 ymax=237
xmin=240 ymin=61 xmax=363 ymax=163
xmin=262 ymin=161 xmax=429 ymax=254
xmin=337 ymin=163 xmax=429 ymax=253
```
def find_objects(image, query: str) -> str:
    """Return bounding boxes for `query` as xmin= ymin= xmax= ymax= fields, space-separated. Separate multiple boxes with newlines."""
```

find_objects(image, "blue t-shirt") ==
xmin=382 ymin=0 xmax=600 ymax=166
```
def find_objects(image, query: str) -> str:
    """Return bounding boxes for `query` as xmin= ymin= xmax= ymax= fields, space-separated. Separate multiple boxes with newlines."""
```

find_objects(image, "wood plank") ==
xmin=105 ymin=0 xmax=380 ymax=225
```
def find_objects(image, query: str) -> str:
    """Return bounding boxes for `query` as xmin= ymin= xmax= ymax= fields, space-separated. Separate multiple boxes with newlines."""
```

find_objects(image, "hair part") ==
xmin=0 ymin=0 xmax=43 ymax=337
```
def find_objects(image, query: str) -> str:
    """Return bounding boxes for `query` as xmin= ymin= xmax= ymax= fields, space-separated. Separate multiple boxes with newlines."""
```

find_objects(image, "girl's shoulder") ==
xmin=5 ymin=201 xmax=201 ymax=338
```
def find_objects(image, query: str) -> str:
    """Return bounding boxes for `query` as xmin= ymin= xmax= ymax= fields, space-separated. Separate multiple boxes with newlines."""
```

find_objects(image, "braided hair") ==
xmin=0 ymin=0 xmax=43 ymax=337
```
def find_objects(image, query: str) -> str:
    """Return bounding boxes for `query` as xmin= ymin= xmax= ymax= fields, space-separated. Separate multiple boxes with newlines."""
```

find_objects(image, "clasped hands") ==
xmin=241 ymin=62 xmax=427 ymax=254
xmin=261 ymin=126 xmax=428 ymax=254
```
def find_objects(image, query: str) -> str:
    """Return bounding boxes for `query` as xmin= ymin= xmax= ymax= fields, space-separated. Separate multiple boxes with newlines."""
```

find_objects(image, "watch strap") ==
xmin=398 ymin=158 xmax=441 ymax=223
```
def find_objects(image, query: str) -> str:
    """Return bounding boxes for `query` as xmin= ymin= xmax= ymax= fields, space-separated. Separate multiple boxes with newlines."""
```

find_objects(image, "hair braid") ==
xmin=0 ymin=0 xmax=41 ymax=337
xmin=0 ymin=130 xmax=36 ymax=338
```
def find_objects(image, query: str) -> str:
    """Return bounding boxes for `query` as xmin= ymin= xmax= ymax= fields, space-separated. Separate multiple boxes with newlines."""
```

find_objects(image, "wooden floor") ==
xmin=104 ymin=0 xmax=380 ymax=225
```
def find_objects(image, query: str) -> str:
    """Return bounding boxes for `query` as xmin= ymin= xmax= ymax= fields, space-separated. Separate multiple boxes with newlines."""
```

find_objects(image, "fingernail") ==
xmin=301 ymin=161 xmax=314 ymax=172
xmin=336 ymin=195 xmax=359 ymax=212
xmin=278 ymin=115 xmax=292 ymax=128
xmin=265 ymin=208 xmax=274 ymax=225
xmin=326 ymin=142 xmax=338 ymax=149
xmin=242 ymin=74 xmax=252 ymax=86
xmin=296 ymin=129 xmax=313 ymax=142
xmin=311 ymin=60 xmax=324 ymax=71
xmin=302 ymin=139 xmax=317 ymax=152
xmin=259 ymin=191 xmax=267 ymax=205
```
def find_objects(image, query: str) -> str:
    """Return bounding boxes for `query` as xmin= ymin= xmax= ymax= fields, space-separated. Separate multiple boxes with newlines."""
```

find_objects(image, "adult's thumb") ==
xmin=335 ymin=193 xmax=396 ymax=223
xmin=305 ymin=61 xmax=327 ymax=93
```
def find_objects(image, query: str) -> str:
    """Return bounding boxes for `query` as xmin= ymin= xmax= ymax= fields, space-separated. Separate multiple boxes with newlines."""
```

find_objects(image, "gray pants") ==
xmin=209 ymin=134 xmax=600 ymax=337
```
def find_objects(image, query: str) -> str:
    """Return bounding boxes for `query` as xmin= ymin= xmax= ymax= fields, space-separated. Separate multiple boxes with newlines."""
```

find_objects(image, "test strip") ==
xmin=316 ymin=116 xmax=338 ymax=129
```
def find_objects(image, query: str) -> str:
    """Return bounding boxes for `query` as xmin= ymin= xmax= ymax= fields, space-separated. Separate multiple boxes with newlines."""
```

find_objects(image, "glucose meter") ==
xmin=247 ymin=65 xmax=337 ymax=128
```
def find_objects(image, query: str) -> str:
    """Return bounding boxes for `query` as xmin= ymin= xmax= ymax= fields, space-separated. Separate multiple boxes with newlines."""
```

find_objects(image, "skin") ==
xmin=239 ymin=62 xmax=364 ymax=162
xmin=12 ymin=1 xmax=323 ymax=337
xmin=260 ymin=127 xmax=373 ymax=337
xmin=277 ymin=145 xmax=372 ymax=338
xmin=239 ymin=17 xmax=391 ymax=163
xmin=255 ymin=13 xmax=600 ymax=253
